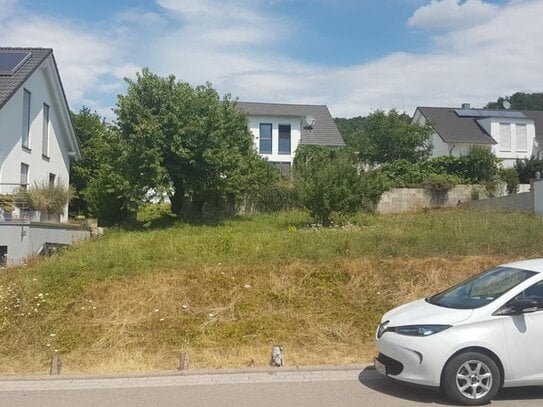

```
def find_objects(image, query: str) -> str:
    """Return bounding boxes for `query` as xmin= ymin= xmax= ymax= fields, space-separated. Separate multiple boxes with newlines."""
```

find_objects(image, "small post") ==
xmin=178 ymin=351 xmax=190 ymax=370
xmin=270 ymin=345 xmax=284 ymax=367
xmin=50 ymin=354 xmax=62 ymax=375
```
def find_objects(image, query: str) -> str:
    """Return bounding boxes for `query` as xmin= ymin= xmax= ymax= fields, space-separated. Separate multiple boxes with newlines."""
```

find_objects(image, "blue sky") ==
xmin=1 ymin=0 xmax=541 ymax=119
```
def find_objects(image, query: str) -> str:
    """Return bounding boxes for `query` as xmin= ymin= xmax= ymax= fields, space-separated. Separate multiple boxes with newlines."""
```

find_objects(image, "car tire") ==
xmin=442 ymin=351 xmax=501 ymax=406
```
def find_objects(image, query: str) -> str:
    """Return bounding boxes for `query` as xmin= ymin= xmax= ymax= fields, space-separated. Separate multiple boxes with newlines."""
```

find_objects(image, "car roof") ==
xmin=500 ymin=258 xmax=543 ymax=273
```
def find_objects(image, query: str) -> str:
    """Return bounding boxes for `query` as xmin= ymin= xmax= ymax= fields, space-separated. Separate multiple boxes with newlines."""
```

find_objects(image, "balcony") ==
xmin=0 ymin=182 xmax=61 ymax=223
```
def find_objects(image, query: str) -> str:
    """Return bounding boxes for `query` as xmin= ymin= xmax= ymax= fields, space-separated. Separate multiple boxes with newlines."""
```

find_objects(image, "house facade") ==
xmin=413 ymin=104 xmax=543 ymax=167
xmin=236 ymin=102 xmax=345 ymax=168
xmin=0 ymin=48 xmax=86 ymax=267
xmin=0 ymin=47 xmax=80 ymax=221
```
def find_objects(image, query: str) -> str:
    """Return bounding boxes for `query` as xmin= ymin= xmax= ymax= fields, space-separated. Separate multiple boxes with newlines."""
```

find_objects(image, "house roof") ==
xmin=416 ymin=107 xmax=497 ymax=145
xmin=0 ymin=48 xmax=52 ymax=110
xmin=0 ymin=47 xmax=80 ymax=159
xmin=236 ymin=101 xmax=345 ymax=147
xmin=521 ymin=110 xmax=543 ymax=144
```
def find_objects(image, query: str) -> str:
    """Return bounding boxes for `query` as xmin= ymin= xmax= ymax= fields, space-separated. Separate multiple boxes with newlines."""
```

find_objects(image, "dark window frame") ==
xmin=278 ymin=124 xmax=291 ymax=155
xmin=259 ymin=123 xmax=273 ymax=154
xmin=22 ymin=88 xmax=31 ymax=149
xmin=42 ymin=103 xmax=50 ymax=158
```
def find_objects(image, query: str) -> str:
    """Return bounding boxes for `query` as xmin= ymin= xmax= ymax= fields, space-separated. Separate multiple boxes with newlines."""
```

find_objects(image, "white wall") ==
xmin=0 ymin=222 xmax=90 ymax=266
xmin=488 ymin=119 xmax=536 ymax=168
xmin=0 ymin=55 xmax=73 ymax=221
xmin=247 ymin=116 xmax=301 ymax=164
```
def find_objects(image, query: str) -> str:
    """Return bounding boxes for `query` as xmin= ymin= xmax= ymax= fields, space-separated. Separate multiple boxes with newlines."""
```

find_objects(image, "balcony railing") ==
xmin=0 ymin=182 xmax=34 ymax=222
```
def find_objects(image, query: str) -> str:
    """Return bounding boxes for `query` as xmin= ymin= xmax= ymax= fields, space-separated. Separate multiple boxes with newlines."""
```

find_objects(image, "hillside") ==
xmin=1 ymin=209 xmax=542 ymax=375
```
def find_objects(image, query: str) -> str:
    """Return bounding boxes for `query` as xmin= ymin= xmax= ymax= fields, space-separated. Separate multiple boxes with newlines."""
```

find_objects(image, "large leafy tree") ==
xmin=346 ymin=109 xmax=433 ymax=165
xmin=115 ymin=68 xmax=276 ymax=220
xmin=485 ymin=92 xmax=543 ymax=110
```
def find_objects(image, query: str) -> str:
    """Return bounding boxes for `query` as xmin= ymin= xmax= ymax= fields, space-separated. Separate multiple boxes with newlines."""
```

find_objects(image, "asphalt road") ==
xmin=1 ymin=367 xmax=543 ymax=406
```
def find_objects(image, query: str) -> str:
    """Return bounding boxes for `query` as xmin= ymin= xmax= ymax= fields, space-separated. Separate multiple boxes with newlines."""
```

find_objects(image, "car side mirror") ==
xmin=496 ymin=298 xmax=540 ymax=316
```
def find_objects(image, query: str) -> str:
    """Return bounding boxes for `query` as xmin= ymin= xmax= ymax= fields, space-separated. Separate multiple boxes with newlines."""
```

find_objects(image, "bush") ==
xmin=14 ymin=180 xmax=73 ymax=217
xmin=500 ymin=168 xmax=520 ymax=194
xmin=514 ymin=157 xmax=543 ymax=183
xmin=421 ymin=174 xmax=459 ymax=193
xmin=249 ymin=181 xmax=298 ymax=213
xmin=470 ymin=187 xmax=481 ymax=201
xmin=293 ymin=145 xmax=388 ymax=225
xmin=461 ymin=145 xmax=499 ymax=183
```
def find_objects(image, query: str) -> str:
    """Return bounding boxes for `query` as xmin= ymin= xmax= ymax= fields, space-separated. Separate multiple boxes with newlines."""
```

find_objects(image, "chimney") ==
xmin=461 ymin=103 xmax=471 ymax=110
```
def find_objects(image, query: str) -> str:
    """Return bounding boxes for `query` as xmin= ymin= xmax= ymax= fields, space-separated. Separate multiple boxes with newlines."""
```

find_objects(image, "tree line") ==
xmin=69 ymin=78 xmax=543 ymax=226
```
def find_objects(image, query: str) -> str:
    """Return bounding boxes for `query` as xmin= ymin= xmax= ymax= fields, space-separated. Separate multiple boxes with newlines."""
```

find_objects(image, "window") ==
xmin=499 ymin=123 xmax=511 ymax=152
xmin=278 ymin=124 xmax=291 ymax=155
xmin=22 ymin=89 xmax=31 ymax=148
xmin=49 ymin=173 xmax=56 ymax=187
xmin=259 ymin=123 xmax=272 ymax=154
xmin=42 ymin=103 xmax=50 ymax=157
xmin=516 ymin=124 xmax=527 ymax=152
xmin=20 ymin=163 xmax=29 ymax=186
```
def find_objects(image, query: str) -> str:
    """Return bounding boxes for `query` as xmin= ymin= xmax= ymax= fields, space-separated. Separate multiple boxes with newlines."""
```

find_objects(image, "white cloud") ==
xmin=0 ymin=12 xmax=128 ymax=113
xmin=0 ymin=0 xmax=16 ymax=21
xmin=1 ymin=0 xmax=543 ymax=122
xmin=407 ymin=0 xmax=500 ymax=30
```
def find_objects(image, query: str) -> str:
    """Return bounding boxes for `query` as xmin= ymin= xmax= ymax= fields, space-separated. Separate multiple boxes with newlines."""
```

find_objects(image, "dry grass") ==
xmin=0 ymin=254 xmax=506 ymax=375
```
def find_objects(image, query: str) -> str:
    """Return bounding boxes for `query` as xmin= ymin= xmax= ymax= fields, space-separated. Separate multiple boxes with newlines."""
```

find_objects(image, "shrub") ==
xmin=293 ymin=145 xmax=388 ymax=225
xmin=461 ymin=145 xmax=499 ymax=183
xmin=500 ymin=167 xmax=520 ymax=194
xmin=14 ymin=180 xmax=73 ymax=217
xmin=470 ymin=187 xmax=481 ymax=201
xmin=249 ymin=181 xmax=298 ymax=213
xmin=421 ymin=174 xmax=460 ymax=193
xmin=514 ymin=157 xmax=543 ymax=183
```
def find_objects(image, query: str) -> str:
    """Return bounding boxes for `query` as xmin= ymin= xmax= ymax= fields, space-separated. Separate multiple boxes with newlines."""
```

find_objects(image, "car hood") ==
xmin=382 ymin=298 xmax=473 ymax=327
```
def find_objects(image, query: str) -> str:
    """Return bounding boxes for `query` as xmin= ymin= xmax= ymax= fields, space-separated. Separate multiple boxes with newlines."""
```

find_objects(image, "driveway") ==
xmin=0 ymin=366 xmax=542 ymax=406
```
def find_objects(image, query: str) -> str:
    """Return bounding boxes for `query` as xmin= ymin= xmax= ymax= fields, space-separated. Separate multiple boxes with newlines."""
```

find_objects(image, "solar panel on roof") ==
xmin=0 ymin=51 xmax=31 ymax=76
xmin=455 ymin=109 xmax=526 ymax=119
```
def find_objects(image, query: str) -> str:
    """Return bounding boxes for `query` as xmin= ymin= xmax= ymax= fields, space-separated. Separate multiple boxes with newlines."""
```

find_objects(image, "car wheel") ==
xmin=442 ymin=351 xmax=501 ymax=406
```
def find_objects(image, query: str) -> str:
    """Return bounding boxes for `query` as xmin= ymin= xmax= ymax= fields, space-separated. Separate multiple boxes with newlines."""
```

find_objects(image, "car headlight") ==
xmin=389 ymin=325 xmax=451 ymax=337
xmin=377 ymin=321 xmax=389 ymax=338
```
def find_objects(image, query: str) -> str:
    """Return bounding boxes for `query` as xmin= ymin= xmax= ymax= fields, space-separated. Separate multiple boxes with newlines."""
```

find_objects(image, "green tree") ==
xmin=69 ymin=107 xmax=110 ymax=215
xmin=115 ymin=68 xmax=276 ymax=220
xmin=461 ymin=145 xmax=499 ymax=183
xmin=347 ymin=109 xmax=432 ymax=165
xmin=293 ymin=145 xmax=388 ymax=225
xmin=485 ymin=92 xmax=543 ymax=110
xmin=334 ymin=116 xmax=366 ymax=145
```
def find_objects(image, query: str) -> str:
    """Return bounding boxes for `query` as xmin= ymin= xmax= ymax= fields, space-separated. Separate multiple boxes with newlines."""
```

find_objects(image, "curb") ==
xmin=0 ymin=364 xmax=371 ymax=382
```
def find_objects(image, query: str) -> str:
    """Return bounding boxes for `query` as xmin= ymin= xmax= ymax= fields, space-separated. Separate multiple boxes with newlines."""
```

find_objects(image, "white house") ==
xmin=0 ymin=47 xmax=86 ymax=267
xmin=413 ymin=104 xmax=543 ymax=167
xmin=236 ymin=102 xmax=345 ymax=171
xmin=0 ymin=47 xmax=80 ymax=221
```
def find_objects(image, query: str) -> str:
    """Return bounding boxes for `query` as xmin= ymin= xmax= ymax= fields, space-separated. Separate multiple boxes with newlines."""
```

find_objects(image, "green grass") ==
xmin=1 ymin=208 xmax=542 ymax=374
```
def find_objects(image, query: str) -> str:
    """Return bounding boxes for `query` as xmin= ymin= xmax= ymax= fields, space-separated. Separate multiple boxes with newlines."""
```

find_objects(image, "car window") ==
xmin=427 ymin=267 xmax=537 ymax=309
xmin=514 ymin=280 xmax=543 ymax=310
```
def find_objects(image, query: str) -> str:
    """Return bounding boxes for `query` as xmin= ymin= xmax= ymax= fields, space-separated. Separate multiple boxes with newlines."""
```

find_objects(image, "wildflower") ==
xmin=46 ymin=344 xmax=51 ymax=347
xmin=244 ymin=284 xmax=251 ymax=289
xmin=159 ymin=318 xmax=165 ymax=322
xmin=182 ymin=305 xmax=188 ymax=309
xmin=92 ymin=306 xmax=96 ymax=310
xmin=154 ymin=309 xmax=159 ymax=312
xmin=208 ymin=313 xmax=214 ymax=318
xmin=50 ymin=333 xmax=56 ymax=337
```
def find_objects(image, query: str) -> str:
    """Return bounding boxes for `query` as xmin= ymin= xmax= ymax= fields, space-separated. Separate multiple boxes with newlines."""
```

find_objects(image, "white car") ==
xmin=374 ymin=259 xmax=543 ymax=405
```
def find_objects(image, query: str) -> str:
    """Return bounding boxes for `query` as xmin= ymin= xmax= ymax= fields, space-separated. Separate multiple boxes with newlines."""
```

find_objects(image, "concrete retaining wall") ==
xmin=0 ymin=222 xmax=90 ymax=267
xmin=465 ymin=192 xmax=534 ymax=212
xmin=376 ymin=186 xmax=474 ymax=214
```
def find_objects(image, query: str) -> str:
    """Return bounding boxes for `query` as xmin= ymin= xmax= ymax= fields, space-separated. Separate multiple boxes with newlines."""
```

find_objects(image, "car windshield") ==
xmin=427 ymin=267 xmax=537 ymax=309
